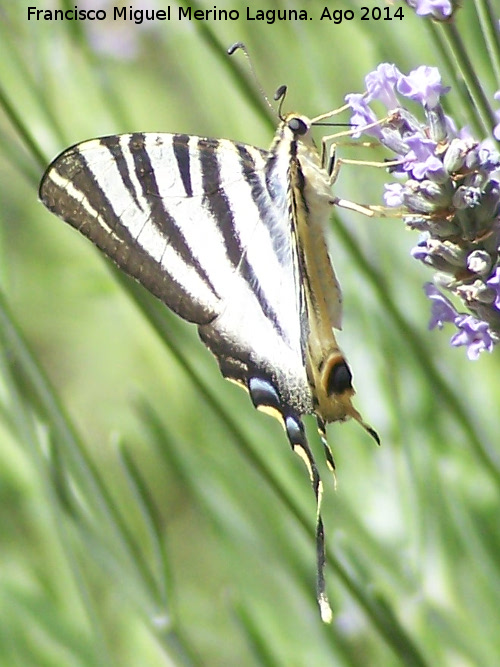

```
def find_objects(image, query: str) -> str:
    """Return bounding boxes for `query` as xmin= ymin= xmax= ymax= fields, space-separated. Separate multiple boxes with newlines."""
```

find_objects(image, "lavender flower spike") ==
xmin=346 ymin=61 xmax=500 ymax=358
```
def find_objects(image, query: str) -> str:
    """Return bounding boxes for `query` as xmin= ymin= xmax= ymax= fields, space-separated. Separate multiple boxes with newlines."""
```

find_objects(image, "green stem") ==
xmin=475 ymin=0 xmax=500 ymax=87
xmin=421 ymin=20 xmax=479 ymax=134
xmin=440 ymin=20 xmax=497 ymax=136
xmin=0 ymin=82 xmax=47 ymax=171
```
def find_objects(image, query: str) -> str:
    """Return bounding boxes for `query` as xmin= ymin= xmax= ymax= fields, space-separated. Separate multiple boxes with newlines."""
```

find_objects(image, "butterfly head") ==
xmin=281 ymin=113 xmax=315 ymax=148
xmin=282 ymin=113 xmax=317 ymax=148
xmin=284 ymin=111 xmax=341 ymax=145
xmin=286 ymin=114 xmax=310 ymax=136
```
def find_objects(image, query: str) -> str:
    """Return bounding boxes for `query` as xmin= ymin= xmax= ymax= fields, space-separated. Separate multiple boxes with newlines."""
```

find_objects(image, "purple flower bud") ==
xmin=450 ymin=315 xmax=494 ymax=359
xmin=455 ymin=280 xmax=496 ymax=306
xmin=494 ymin=91 xmax=500 ymax=141
xmin=403 ymin=189 xmax=445 ymax=214
xmin=486 ymin=266 xmax=500 ymax=309
xmin=452 ymin=186 xmax=481 ymax=209
xmin=411 ymin=242 xmax=431 ymax=263
xmin=403 ymin=135 xmax=447 ymax=181
xmin=344 ymin=93 xmax=381 ymax=138
xmin=404 ymin=0 xmax=453 ymax=20
xmin=443 ymin=138 xmax=475 ymax=173
xmin=397 ymin=66 xmax=450 ymax=108
xmin=411 ymin=238 xmax=465 ymax=271
xmin=424 ymin=283 xmax=458 ymax=328
xmin=473 ymin=181 xmax=500 ymax=225
xmin=379 ymin=129 xmax=410 ymax=156
xmin=365 ymin=63 xmax=402 ymax=109
xmin=477 ymin=141 xmax=500 ymax=172
xmin=415 ymin=179 xmax=452 ymax=206
xmin=383 ymin=182 xmax=405 ymax=207
xmin=464 ymin=148 xmax=481 ymax=171
xmin=424 ymin=285 xmax=495 ymax=358
xmin=424 ymin=103 xmax=449 ymax=142
xmin=391 ymin=108 xmax=424 ymax=140
xmin=467 ymin=250 xmax=492 ymax=276
xmin=404 ymin=216 xmax=433 ymax=232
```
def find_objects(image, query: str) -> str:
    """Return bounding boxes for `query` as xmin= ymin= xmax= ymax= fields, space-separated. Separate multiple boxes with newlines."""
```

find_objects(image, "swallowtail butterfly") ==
xmin=39 ymin=86 xmax=378 ymax=622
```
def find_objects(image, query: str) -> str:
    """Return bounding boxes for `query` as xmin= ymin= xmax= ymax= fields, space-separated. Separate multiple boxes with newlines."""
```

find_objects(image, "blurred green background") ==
xmin=1 ymin=1 xmax=500 ymax=665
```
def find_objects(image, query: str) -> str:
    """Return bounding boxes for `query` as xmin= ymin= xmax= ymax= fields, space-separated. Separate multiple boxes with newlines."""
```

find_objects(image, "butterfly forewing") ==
xmin=39 ymin=129 xmax=312 ymax=408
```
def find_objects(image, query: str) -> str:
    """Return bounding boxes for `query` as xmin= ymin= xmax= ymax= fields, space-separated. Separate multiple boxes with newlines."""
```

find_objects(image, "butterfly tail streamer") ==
xmin=248 ymin=378 xmax=332 ymax=622
xmin=284 ymin=415 xmax=333 ymax=624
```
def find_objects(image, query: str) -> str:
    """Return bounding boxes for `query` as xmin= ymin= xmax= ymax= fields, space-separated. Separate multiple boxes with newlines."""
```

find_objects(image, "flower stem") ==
xmin=475 ymin=0 xmax=500 ymax=87
xmin=440 ymin=19 xmax=497 ymax=136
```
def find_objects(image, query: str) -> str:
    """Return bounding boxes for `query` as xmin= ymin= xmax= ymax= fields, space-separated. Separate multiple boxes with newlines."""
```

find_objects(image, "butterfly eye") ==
xmin=326 ymin=360 xmax=353 ymax=395
xmin=287 ymin=117 xmax=308 ymax=136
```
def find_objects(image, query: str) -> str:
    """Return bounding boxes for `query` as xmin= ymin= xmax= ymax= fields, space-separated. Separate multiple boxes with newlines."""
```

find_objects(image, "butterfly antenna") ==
xmin=228 ymin=42 xmax=279 ymax=117
xmin=273 ymin=85 xmax=288 ymax=120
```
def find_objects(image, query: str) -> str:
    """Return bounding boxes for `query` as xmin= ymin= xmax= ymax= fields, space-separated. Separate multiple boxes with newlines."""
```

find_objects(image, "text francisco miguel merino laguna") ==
xmin=27 ymin=5 xmax=320 ymax=24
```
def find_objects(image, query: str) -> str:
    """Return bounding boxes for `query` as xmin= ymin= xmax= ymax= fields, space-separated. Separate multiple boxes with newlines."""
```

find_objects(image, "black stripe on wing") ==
xmin=39 ymin=136 xmax=219 ymax=325
xmin=126 ymin=134 xmax=219 ymax=300
xmin=172 ymin=133 xmax=193 ymax=197
xmin=104 ymin=135 xmax=145 ymax=212
xmin=200 ymin=142 xmax=290 ymax=343
xmin=199 ymin=139 xmax=247 ymax=270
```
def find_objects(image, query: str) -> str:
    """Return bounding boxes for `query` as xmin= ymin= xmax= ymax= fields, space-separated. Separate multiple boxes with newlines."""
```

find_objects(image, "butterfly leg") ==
xmin=325 ymin=141 xmax=340 ymax=184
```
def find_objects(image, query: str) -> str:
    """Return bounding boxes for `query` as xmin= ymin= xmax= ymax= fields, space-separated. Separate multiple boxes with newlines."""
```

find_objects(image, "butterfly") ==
xmin=39 ymin=87 xmax=378 ymax=622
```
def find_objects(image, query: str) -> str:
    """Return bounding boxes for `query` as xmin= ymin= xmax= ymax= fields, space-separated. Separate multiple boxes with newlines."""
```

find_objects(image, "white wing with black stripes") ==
xmin=39 ymin=113 xmax=378 ymax=623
